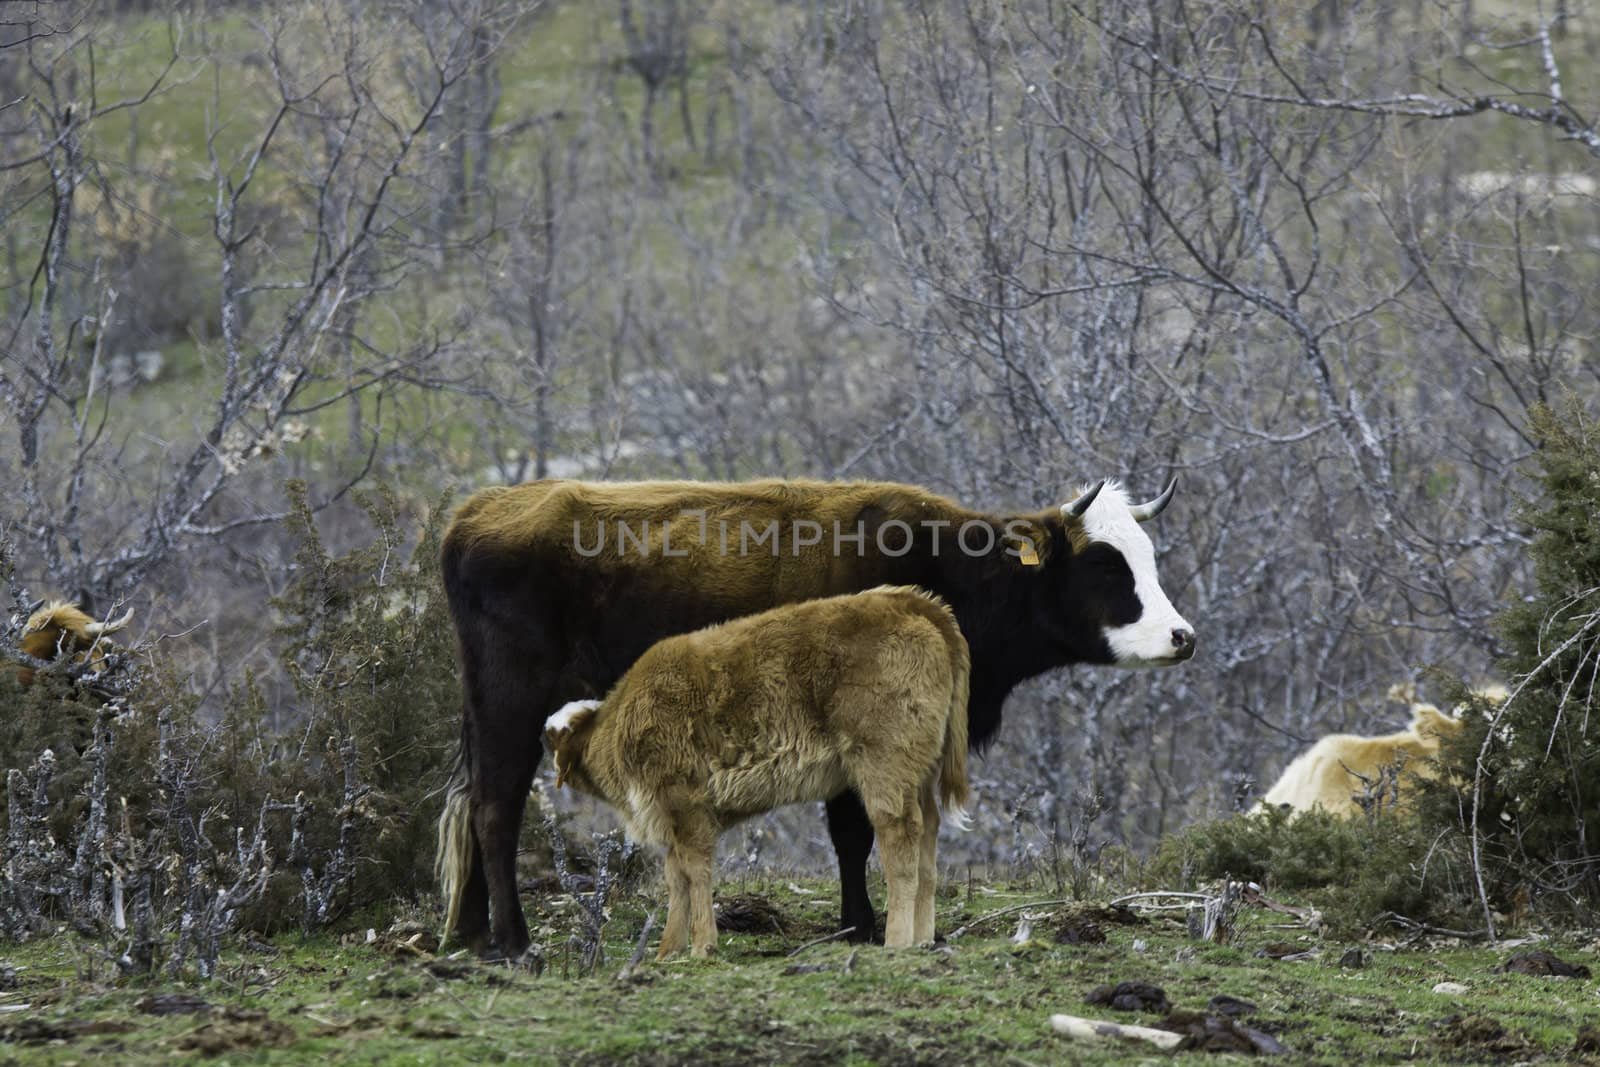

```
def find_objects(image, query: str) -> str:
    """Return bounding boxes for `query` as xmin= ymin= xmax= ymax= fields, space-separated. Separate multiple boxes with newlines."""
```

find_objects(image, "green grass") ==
xmin=2 ymin=878 xmax=1595 ymax=1065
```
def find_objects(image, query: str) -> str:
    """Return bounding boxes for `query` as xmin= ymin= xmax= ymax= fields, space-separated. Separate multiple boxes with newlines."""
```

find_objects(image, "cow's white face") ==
xmin=1069 ymin=481 xmax=1195 ymax=668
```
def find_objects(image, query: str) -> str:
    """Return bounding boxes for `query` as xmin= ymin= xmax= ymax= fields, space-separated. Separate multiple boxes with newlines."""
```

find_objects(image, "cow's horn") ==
xmin=85 ymin=607 xmax=134 ymax=636
xmin=26 ymin=598 xmax=45 ymax=615
xmin=1061 ymin=480 xmax=1106 ymax=519
xmin=1129 ymin=478 xmax=1177 ymax=523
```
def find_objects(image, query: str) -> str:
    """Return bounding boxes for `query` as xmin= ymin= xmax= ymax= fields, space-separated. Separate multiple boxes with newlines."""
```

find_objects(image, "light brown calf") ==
xmin=545 ymin=586 xmax=971 ymax=958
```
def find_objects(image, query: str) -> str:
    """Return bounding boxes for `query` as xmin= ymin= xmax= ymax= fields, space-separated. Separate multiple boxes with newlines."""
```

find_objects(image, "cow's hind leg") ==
xmin=467 ymin=667 xmax=557 ymax=961
xmin=453 ymin=858 xmax=491 ymax=954
xmin=914 ymin=779 xmax=940 ymax=945
xmin=824 ymin=791 xmax=879 ymax=943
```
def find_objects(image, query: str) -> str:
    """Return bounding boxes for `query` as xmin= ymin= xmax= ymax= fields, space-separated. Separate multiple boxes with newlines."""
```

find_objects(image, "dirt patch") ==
xmin=374 ymin=921 xmax=442 ymax=958
xmin=1066 ymin=903 xmax=1144 ymax=926
xmin=1054 ymin=917 xmax=1107 ymax=944
xmin=1 ymin=1017 xmax=136 ymax=1044
xmin=137 ymin=992 xmax=213 ymax=1015
xmin=175 ymin=1017 xmax=297 ymax=1056
xmin=715 ymin=893 xmax=790 ymax=935
xmin=1435 ymin=1014 xmax=1538 ymax=1058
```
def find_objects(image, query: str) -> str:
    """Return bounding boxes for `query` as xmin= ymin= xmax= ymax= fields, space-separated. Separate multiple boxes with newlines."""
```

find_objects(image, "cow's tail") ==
xmin=435 ymin=745 xmax=474 ymax=942
xmin=934 ymin=602 xmax=973 ymax=828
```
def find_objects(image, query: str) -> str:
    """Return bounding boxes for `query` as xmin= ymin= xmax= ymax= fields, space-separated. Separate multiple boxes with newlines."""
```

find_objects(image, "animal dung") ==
xmin=1084 ymin=981 xmax=1172 ymax=1014
xmin=1493 ymin=950 xmax=1591 ymax=978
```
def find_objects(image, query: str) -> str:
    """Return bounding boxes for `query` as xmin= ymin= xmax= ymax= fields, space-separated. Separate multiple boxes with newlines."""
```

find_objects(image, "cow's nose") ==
xmin=1171 ymin=628 xmax=1196 ymax=658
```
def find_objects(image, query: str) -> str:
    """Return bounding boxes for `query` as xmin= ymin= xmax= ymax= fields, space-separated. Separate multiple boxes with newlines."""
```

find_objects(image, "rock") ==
xmin=1339 ymin=948 xmax=1367 ymax=969
xmin=1574 ymin=1025 xmax=1600 ymax=1054
xmin=1085 ymin=981 xmax=1171 ymax=1014
xmin=1255 ymin=942 xmax=1317 ymax=961
xmin=136 ymin=992 xmax=213 ymax=1015
xmin=782 ymin=962 xmax=828 ymax=976
xmin=1161 ymin=1009 xmax=1290 ymax=1055
xmin=1493 ymin=949 xmax=1591 ymax=978
xmin=1432 ymin=981 xmax=1470 ymax=995
xmin=1208 ymin=994 xmax=1259 ymax=1017
xmin=134 ymin=350 xmax=164 ymax=382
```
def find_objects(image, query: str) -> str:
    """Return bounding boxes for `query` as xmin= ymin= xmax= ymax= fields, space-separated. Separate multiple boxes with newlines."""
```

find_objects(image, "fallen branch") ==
xmin=1108 ymin=891 xmax=1212 ymax=911
xmin=1050 ymin=1014 xmax=1183 ymax=1050
xmin=616 ymin=911 xmax=656 ymax=981
xmin=1380 ymin=912 xmax=1491 ymax=941
xmin=786 ymin=926 xmax=855 ymax=957
xmin=947 ymin=899 xmax=1072 ymax=940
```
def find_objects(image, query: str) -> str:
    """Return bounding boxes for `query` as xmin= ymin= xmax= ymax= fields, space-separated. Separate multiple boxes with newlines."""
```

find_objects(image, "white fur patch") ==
xmin=1076 ymin=482 xmax=1193 ymax=667
xmin=547 ymin=699 xmax=603 ymax=736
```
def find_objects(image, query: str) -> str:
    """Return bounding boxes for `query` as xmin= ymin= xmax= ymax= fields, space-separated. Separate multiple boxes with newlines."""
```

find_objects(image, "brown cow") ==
xmin=543 ymin=586 xmax=970 ymax=956
xmin=16 ymin=600 xmax=134 ymax=685
xmin=436 ymin=476 xmax=1194 ymax=958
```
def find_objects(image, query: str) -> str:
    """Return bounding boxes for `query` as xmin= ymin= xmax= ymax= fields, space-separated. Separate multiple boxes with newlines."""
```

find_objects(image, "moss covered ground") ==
xmin=2 ymin=877 xmax=1596 ymax=1065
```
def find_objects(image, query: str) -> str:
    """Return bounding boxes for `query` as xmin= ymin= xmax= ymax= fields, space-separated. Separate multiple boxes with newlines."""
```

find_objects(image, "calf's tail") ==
xmin=939 ymin=624 xmax=972 ymax=824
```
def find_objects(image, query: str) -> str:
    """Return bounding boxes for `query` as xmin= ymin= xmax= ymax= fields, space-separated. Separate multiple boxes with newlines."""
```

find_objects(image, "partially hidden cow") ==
xmin=1260 ymin=700 xmax=1467 ymax=817
xmin=544 ymin=586 xmax=970 ymax=957
xmin=16 ymin=600 xmax=135 ymax=685
xmin=436 ymin=476 xmax=1195 ymax=959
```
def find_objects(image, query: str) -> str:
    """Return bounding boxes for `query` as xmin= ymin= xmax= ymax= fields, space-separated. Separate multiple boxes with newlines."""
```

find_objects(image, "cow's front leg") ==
xmin=825 ymin=790 xmax=879 ymax=943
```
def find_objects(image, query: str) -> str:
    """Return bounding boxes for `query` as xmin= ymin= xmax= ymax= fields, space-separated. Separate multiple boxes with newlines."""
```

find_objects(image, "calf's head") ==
xmin=1047 ymin=479 xmax=1195 ymax=668
xmin=545 ymin=699 xmax=603 ymax=788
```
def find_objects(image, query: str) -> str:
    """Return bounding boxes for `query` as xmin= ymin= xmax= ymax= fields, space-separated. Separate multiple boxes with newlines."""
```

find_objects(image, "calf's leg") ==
xmin=870 ymin=800 xmax=924 ymax=949
xmin=656 ymin=847 xmax=693 ymax=961
xmin=824 ymin=791 xmax=879 ymax=943
xmin=687 ymin=845 xmax=718 ymax=958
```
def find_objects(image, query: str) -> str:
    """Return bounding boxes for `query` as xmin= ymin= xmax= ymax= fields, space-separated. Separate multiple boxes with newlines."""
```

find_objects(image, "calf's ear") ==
xmin=545 ymin=699 xmax=602 ymax=788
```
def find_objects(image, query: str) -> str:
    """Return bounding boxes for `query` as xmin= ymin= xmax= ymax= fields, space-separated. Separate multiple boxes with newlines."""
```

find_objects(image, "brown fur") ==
xmin=1261 ymin=702 xmax=1466 ymax=817
xmin=546 ymin=586 xmax=971 ymax=958
xmin=16 ymin=601 xmax=134 ymax=685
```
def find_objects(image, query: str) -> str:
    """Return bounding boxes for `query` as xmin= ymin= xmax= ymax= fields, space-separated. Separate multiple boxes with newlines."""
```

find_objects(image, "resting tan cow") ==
xmin=1261 ymin=702 xmax=1465 ymax=816
xmin=543 ymin=586 xmax=971 ymax=957
xmin=16 ymin=600 xmax=134 ymax=685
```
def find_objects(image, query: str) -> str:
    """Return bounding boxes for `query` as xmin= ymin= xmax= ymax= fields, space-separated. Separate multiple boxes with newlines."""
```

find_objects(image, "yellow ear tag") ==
xmin=1018 ymin=543 xmax=1041 ymax=566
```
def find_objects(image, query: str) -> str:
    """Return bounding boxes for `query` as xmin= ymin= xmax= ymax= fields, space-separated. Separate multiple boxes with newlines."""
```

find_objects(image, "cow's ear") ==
xmin=1001 ymin=517 xmax=1056 ymax=568
xmin=1410 ymin=703 xmax=1460 ymax=738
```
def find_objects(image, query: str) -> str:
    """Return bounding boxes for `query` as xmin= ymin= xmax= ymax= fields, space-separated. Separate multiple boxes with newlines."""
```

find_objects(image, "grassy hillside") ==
xmin=2 ymin=877 xmax=1595 ymax=1065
